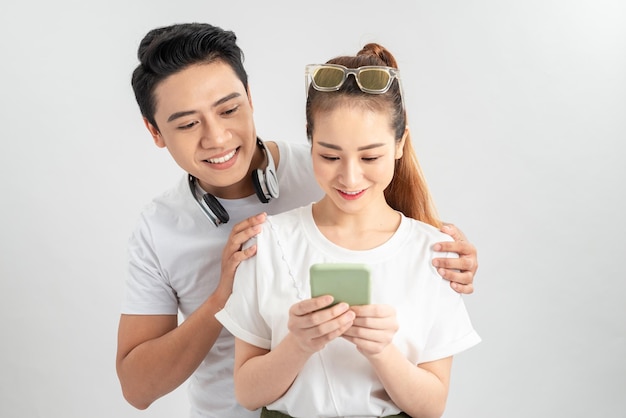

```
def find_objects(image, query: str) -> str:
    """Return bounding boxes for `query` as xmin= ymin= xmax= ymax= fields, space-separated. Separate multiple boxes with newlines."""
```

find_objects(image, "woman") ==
xmin=216 ymin=43 xmax=480 ymax=418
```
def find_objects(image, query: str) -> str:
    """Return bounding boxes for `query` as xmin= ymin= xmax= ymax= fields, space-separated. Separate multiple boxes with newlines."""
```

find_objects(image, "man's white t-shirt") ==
xmin=217 ymin=205 xmax=481 ymax=417
xmin=121 ymin=141 xmax=323 ymax=418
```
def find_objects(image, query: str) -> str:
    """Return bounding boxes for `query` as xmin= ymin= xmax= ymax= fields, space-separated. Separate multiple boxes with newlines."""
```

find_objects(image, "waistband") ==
xmin=261 ymin=406 xmax=410 ymax=417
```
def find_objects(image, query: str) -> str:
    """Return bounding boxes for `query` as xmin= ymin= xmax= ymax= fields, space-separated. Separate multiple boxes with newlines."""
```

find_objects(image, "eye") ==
xmin=321 ymin=155 xmax=339 ymax=161
xmin=362 ymin=156 xmax=380 ymax=162
xmin=222 ymin=105 xmax=239 ymax=116
xmin=178 ymin=121 xmax=198 ymax=130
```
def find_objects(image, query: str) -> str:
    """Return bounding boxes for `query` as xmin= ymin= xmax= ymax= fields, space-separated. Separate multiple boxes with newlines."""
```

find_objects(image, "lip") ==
xmin=337 ymin=188 xmax=366 ymax=200
xmin=202 ymin=147 xmax=239 ymax=170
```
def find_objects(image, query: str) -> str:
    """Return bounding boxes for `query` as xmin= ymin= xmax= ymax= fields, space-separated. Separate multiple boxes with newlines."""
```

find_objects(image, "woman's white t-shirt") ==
xmin=217 ymin=204 xmax=481 ymax=417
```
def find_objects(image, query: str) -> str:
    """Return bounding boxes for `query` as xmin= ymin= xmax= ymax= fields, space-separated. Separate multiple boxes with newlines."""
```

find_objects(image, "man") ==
xmin=116 ymin=22 xmax=478 ymax=418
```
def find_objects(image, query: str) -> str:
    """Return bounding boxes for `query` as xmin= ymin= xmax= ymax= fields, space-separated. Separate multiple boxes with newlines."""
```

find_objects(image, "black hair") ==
xmin=131 ymin=22 xmax=248 ymax=129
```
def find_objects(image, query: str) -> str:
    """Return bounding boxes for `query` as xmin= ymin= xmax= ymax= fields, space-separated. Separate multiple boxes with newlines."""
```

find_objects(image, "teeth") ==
xmin=207 ymin=149 xmax=236 ymax=164
xmin=342 ymin=190 xmax=363 ymax=195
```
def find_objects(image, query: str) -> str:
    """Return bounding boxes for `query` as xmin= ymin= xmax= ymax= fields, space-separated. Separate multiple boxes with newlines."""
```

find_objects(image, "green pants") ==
xmin=261 ymin=406 xmax=410 ymax=417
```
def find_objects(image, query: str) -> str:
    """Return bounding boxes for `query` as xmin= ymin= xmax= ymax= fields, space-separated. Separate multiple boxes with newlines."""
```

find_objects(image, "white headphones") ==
xmin=188 ymin=137 xmax=279 ymax=226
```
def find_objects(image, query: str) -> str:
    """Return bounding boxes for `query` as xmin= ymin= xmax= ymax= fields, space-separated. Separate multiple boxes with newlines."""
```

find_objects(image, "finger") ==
xmin=349 ymin=304 xmax=394 ymax=319
xmin=432 ymin=240 xmax=475 ymax=257
xmin=231 ymin=212 xmax=267 ymax=235
xmin=312 ymin=310 xmax=356 ymax=338
xmin=440 ymin=223 xmax=467 ymax=242
xmin=228 ymin=220 xmax=264 ymax=249
xmin=449 ymin=281 xmax=474 ymax=295
xmin=290 ymin=297 xmax=341 ymax=318
xmin=433 ymin=255 xmax=476 ymax=274
xmin=438 ymin=266 xmax=474 ymax=286
xmin=231 ymin=244 xmax=257 ymax=262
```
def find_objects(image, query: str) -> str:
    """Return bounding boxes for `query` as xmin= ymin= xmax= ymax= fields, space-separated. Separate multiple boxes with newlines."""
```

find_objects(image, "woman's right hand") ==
xmin=287 ymin=296 xmax=355 ymax=354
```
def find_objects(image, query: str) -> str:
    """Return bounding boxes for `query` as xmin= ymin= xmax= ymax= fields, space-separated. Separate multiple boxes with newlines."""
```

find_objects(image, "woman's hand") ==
xmin=287 ymin=297 xmax=355 ymax=354
xmin=341 ymin=304 xmax=398 ymax=357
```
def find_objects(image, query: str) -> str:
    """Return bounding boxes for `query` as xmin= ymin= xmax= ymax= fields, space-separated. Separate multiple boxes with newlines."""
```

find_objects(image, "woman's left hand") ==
xmin=341 ymin=304 xmax=398 ymax=357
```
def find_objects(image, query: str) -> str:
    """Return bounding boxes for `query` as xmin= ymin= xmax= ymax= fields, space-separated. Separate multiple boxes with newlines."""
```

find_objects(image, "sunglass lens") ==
xmin=313 ymin=67 xmax=345 ymax=89
xmin=359 ymin=69 xmax=390 ymax=91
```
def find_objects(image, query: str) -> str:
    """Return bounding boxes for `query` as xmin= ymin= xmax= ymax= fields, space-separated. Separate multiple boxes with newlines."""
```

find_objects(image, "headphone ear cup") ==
xmin=252 ymin=169 xmax=270 ymax=203
xmin=202 ymin=193 xmax=230 ymax=224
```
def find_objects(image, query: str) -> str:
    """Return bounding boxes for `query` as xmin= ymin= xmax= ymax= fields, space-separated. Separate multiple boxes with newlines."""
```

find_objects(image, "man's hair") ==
xmin=131 ymin=22 xmax=248 ymax=129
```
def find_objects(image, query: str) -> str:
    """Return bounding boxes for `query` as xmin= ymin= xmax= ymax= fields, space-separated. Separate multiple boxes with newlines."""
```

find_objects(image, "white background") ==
xmin=1 ymin=1 xmax=625 ymax=417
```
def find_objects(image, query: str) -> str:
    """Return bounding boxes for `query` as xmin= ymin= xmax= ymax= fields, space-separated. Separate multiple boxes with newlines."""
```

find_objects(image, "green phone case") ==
xmin=309 ymin=263 xmax=371 ymax=306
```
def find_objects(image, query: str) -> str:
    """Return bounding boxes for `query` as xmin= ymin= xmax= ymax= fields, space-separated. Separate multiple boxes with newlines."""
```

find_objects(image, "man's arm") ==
xmin=433 ymin=224 xmax=478 ymax=294
xmin=116 ymin=299 xmax=225 ymax=409
xmin=116 ymin=213 xmax=266 ymax=409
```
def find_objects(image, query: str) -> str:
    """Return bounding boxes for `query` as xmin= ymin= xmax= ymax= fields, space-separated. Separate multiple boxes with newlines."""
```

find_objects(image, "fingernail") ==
xmin=433 ymin=244 xmax=441 ymax=251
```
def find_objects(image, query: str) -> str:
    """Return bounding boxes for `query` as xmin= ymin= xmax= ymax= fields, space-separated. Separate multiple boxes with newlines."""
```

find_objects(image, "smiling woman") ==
xmin=216 ymin=42 xmax=481 ymax=418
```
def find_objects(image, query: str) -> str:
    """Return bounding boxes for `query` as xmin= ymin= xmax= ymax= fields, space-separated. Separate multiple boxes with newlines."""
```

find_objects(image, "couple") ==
xmin=117 ymin=22 xmax=480 ymax=418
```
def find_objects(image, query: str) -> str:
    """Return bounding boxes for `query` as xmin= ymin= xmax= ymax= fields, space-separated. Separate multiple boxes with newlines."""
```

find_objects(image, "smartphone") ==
xmin=309 ymin=263 xmax=371 ymax=307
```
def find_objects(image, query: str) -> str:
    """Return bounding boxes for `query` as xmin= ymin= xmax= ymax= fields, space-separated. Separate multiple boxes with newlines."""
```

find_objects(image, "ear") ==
xmin=246 ymin=84 xmax=254 ymax=112
xmin=395 ymin=126 xmax=409 ymax=159
xmin=143 ymin=118 xmax=166 ymax=148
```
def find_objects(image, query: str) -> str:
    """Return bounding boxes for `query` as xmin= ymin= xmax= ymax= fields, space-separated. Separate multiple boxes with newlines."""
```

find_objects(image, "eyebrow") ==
xmin=317 ymin=141 xmax=386 ymax=151
xmin=166 ymin=92 xmax=242 ymax=123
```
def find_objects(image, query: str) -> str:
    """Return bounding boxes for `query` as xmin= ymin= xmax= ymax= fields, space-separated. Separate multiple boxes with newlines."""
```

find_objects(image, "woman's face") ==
xmin=310 ymin=104 xmax=404 ymax=216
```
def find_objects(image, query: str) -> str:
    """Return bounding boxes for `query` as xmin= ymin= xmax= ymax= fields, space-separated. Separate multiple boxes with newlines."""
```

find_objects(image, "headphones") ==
xmin=188 ymin=137 xmax=279 ymax=227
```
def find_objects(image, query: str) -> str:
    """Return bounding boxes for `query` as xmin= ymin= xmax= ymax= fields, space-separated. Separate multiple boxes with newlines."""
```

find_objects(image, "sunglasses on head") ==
xmin=305 ymin=63 xmax=402 ymax=94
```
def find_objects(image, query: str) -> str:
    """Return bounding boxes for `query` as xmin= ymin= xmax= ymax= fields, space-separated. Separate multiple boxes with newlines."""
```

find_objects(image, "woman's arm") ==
xmin=369 ymin=348 xmax=452 ymax=418
xmin=343 ymin=304 xmax=451 ymax=418
xmin=232 ymin=297 xmax=355 ymax=410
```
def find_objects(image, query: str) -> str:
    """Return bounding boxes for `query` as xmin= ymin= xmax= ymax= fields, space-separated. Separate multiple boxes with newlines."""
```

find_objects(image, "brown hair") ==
xmin=305 ymin=43 xmax=441 ymax=227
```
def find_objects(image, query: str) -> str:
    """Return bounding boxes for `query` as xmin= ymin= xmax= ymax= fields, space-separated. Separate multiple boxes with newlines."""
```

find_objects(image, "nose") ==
xmin=338 ymin=158 xmax=362 ymax=188
xmin=200 ymin=119 xmax=230 ymax=148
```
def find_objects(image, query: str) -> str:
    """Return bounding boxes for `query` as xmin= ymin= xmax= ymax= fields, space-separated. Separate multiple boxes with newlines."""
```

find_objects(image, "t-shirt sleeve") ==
xmin=418 ymin=255 xmax=481 ymax=363
xmin=215 ymin=236 xmax=272 ymax=350
xmin=121 ymin=213 xmax=179 ymax=315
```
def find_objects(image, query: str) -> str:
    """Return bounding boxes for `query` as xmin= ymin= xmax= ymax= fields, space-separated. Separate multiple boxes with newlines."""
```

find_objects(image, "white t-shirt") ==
xmin=122 ymin=141 xmax=323 ymax=418
xmin=216 ymin=205 xmax=481 ymax=418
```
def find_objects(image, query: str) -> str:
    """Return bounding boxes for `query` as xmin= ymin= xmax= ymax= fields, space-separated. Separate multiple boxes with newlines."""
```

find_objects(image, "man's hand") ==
xmin=216 ymin=213 xmax=266 ymax=299
xmin=433 ymin=223 xmax=478 ymax=294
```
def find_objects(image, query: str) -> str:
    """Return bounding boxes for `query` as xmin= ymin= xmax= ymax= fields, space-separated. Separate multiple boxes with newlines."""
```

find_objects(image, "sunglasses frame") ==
xmin=305 ymin=63 xmax=402 ymax=95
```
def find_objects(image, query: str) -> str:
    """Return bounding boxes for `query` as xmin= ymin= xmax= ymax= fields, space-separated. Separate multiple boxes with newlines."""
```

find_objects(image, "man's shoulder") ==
xmin=135 ymin=175 xmax=195 ymax=227
xmin=272 ymin=139 xmax=311 ymax=162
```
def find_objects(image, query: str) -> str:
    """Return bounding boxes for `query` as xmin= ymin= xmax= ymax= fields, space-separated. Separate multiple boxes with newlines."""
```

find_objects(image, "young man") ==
xmin=116 ymin=23 xmax=478 ymax=418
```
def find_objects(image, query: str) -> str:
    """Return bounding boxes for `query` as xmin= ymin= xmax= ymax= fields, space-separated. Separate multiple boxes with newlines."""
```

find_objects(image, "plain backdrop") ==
xmin=1 ymin=1 xmax=625 ymax=417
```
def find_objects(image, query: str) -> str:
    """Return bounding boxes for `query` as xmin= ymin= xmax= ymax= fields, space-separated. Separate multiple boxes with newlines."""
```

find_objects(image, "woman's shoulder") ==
xmin=403 ymin=216 xmax=454 ymax=244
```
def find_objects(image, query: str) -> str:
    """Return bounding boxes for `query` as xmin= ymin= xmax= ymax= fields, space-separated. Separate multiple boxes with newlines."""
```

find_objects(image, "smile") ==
xmin=340 ymin=189 xmax=365 ymax=195
xmin=338 ymin=189 xmax=366 ymax=200
xmin=206 ymin=148 xmax=237 ymax=164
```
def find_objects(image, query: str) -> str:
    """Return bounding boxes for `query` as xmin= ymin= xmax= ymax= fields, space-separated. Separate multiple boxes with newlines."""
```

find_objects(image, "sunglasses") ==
xmin=305 ymin=63 xmax=402 ymax=95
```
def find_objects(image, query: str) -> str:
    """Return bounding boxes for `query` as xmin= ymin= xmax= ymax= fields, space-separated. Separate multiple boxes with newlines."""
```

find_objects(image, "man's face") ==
xmin=147 ymin=61 xmax=259 ymax=199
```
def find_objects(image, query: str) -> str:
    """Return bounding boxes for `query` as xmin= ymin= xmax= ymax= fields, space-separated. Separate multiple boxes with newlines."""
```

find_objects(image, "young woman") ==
xmin=216 ymin=43 xmax=480 ymax=418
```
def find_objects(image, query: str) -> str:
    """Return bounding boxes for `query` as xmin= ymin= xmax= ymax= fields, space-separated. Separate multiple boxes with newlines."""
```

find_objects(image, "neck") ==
xmin=312 ymin=198 xmax=401 ymax=250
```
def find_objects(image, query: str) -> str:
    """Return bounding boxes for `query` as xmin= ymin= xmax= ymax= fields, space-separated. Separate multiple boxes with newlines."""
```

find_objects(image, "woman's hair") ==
xmin=305 ymin=43 xmax=441 ymax=227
